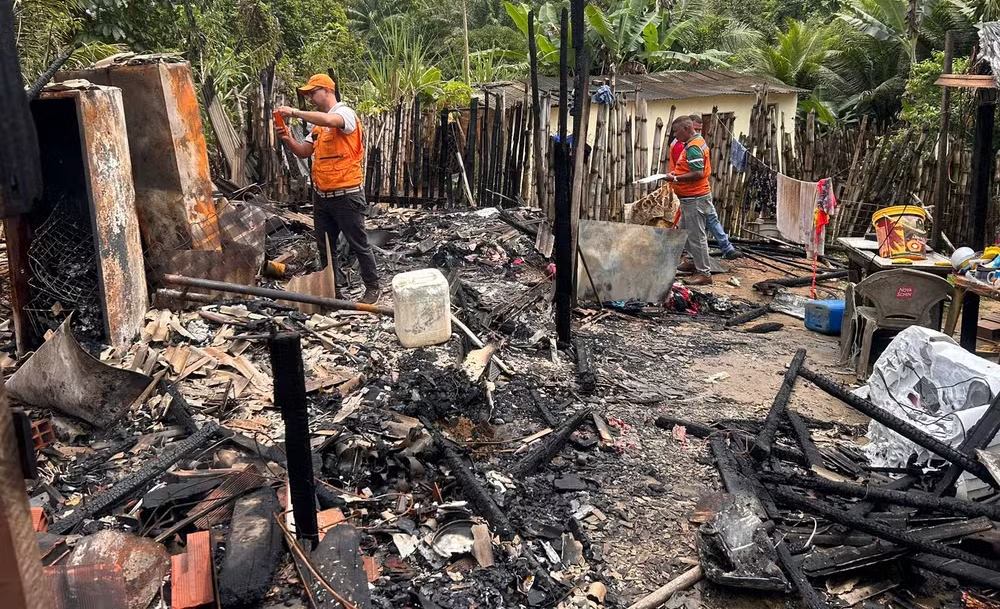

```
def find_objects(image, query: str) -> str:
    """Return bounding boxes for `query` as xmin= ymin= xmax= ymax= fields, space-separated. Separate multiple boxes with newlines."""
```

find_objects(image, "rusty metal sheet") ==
xmin=58 ymin=60 xmax=221 ymax=276
xmin=5 ymin=317 xmax=151 ymax=428
xmin=74 ymin=87 xmax=149 ymax=346
xmin=575 ymin=219 xmax=686 ymax=303
xmin=47 ymin=563 xmax=129 ymax=609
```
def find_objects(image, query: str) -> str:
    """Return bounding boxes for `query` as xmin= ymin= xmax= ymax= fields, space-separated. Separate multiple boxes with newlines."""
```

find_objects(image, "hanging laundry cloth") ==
xmin=730 ymin=139 xmax=748 ymax=172
xmin=591 ymin=84 xmax=615 ymax=106
xmin=813 ymin=178 xmax=837 ymax=253
xmin=776 ymin=174 xmax=823 ymax=255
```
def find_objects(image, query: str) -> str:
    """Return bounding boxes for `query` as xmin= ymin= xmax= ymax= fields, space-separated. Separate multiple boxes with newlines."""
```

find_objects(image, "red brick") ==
xmin=171 ymin=531 xmax=214 ymax=609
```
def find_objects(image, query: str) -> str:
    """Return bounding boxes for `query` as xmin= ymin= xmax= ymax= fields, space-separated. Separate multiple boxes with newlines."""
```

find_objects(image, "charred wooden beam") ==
xmin=50 ymin=422 xmax=220 ymax=535
xmin=798 ymin=366 xmax=995 ymax=484
xmin=752 ymin=349 xmax=806 ymax=459
xmin=759 ymin=471 xmax=1000 ymax=520
xmin=709 ymin=436 xmax=749 ymax=496
xmin=847 ymin=474 xmax=918 ymax=518
xmin=786 ymin=410 xmax=824 ymax=469
xmin=770 ymin=486 xmax=1000 ymax=572
xmin=441 ymin=444 xmax=514 ymax=540
xmin=910 ymin=553 xmax=1000 ymax=589
xmin=655 ymin=415 xmax=807 ymax=465
xmin=724 ymin=304 xmax=770 ymax=328
xmin=802 ymin=517 xmax=993 ymax=577
xmin=528 ymin=388 xmax=559 ymax=428
xmin=933 ymin=391 xmax=1000 ymax=495
xmin=271 ymin=333 xmax=318 ymax=547
xmin=754 ymin=271 xmax=848 ymax=294
xmin=513 ymin=408 xmax=593 ymax=477
xmin=774 ymin=542 xmax=830 ymax=609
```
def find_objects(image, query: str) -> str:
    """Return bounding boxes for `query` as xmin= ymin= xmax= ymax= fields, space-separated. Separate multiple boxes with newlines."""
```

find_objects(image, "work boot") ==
xmin=360 ymin=285 xmax=380 ymax=304
xmin=723 ymin=248 xmax=742 ymax=260
xmin=677 ymin=260 xmax=697 ymax=274
xmin=685 ymin=273 xmax=713 ymax=286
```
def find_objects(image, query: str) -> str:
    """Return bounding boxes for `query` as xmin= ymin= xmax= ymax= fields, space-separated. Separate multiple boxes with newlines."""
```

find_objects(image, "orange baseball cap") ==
xmin=298 ymin=74 xmax=335 ymax=93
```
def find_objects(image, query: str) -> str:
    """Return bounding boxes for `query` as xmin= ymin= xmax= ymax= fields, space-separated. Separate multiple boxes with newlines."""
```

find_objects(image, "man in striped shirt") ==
xmin=665 ymin=116 xmax=713 ymax=285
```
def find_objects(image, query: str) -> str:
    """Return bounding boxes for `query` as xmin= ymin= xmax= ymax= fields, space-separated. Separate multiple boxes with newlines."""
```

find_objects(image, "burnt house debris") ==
xmin=5 ymin=14 xmax=1000 ymax=609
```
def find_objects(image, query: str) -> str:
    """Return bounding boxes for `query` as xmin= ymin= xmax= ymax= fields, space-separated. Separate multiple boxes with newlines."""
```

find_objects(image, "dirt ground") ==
xmin=535 ymin=257 xmax=871 ymax=608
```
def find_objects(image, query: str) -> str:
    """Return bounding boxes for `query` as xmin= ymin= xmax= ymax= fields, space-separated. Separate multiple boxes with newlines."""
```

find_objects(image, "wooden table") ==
xmin=943 ymin=274 xmax=1000 ymax=337
xmin=836 ymin=237 xmax=952 ymax=282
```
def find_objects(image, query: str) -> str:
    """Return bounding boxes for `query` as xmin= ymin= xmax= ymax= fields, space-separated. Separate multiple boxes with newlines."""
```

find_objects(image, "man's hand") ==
xmin=666 ymin=172 xmax=678 ymax=183
xmin=275 ymin=105 xmax=298 ymax=118
xmin=276 ymin=124 xmax=293 ymax=143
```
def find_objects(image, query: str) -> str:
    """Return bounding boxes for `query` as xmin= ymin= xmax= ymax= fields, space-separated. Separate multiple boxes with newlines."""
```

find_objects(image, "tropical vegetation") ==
xmin=9 ymin=0 xmax=999 ymax=125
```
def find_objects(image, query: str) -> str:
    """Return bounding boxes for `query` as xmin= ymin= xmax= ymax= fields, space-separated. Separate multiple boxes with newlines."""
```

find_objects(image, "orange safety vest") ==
xmin=311 ymin=115 xmax=364 ymax=192
xmin=673 ymin=134 xmax=711 ymax=198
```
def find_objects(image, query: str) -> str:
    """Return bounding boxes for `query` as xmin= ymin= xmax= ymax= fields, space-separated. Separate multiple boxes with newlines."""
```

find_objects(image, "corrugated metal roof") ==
xmin=477 ymin=69 xmax=804 ymax=106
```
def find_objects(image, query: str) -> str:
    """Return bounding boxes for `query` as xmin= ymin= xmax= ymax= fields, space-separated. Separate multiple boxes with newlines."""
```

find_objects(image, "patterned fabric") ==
xmin=730 ymin=139 xmax=748 ymax=172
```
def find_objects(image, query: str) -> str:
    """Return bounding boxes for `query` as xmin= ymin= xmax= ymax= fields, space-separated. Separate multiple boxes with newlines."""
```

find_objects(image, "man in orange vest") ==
xmin=275 ymin=74 xmax=380 ymax=304
xmin=666 ymin=116 xmax=713 ymax=285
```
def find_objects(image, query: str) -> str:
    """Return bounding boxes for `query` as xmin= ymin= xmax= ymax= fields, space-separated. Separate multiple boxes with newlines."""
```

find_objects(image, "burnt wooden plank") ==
xmin=803 ymin=518 xmax=993 ymax=576
xmin=752 ymin=349 xmax=806 ymax=459
xmin=308 ymin=523 xmax=371 ymax=609
xmin=218 ymin=487 xmax=285 ymax=608
xmin=774 ymin=485 xmax=1000 ymax=572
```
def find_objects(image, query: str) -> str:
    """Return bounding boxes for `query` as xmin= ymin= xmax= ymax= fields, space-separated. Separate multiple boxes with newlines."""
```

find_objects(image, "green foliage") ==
xmin=742 ymin=19 xmax=836 ymax=90
xmin=901 ymin=51 xmax=969 ymax=130
xmin=437 ymin=80 xmax=474 ymax=109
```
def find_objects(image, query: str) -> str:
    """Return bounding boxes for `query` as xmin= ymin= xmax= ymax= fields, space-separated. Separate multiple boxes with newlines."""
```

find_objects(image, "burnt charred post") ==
xmin=553 ymin=8 xmax=573 ymax=344
xmin=574 ymin=338 xmax=596 ymax=393
xmin=568 ymin=0 xmax=590 ymax=287
xmin=513 ymin=408 xmax=593 ymax=477
xmin=785 ymin=410 xmax=825 ymax=470
xmin=760 ymin=471 xmax=1000 ymax=520
xmin=933 ymin=391 xmax=1000 ymax=495
xmin=50 ymin=422 xmax=220 ymax=535
xmin=752 ymin=349 xmax=806 ymax=460
xmin=770 ymin=486 xmax=1000 ymax=572
xmin=798 ymin=366 xmax=996 ymax=484
xmin=0 ymin=1 xmax=42 ymax=218
xmin=528 ymin=10 xmax=545 ymax=210
xmin=961 ymin=84 xmax=995 ymax=352
xmin=270 ymin=332 xmax=318 ymax=547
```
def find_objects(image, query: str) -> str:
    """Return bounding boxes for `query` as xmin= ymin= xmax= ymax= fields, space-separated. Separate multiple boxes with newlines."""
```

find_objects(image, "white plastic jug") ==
xmin=392 ymin=268 xmax=452 ymax=347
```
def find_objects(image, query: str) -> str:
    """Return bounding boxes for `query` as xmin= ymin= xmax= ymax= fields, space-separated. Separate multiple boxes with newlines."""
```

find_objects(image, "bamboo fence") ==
xmin=359 ymin=87 xmax=999 ymax=247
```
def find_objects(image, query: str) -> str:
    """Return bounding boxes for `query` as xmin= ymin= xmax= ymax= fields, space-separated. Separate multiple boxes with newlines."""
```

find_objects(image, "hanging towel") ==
xmin=730 ymin=139 xmax=748 ymax=172
xmin=776 ymin=174 xmax=823 ymax=255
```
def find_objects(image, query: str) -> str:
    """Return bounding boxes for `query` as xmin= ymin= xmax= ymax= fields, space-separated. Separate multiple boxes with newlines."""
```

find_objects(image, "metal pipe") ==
xmin=162 ymin=274 xmax=393 ymax=316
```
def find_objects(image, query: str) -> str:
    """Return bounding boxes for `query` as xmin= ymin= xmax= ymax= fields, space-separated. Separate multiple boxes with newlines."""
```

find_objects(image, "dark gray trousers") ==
xmin=313 ymin=191 xmax=379 ymax=288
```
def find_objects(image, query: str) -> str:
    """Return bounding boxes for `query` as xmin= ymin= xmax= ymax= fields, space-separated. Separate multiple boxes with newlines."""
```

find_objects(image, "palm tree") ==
xmin=584 ymin=0 xmax=660 ymax=74
xmin=641 ymin=0 xmax=760 ymax=71
xmin=838 ymin=0 xmax=971 ymax=62
xmin=743 ymin=19 xmax=837 ymax=90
